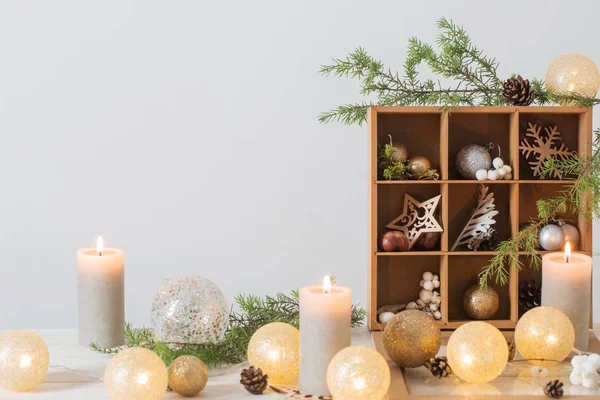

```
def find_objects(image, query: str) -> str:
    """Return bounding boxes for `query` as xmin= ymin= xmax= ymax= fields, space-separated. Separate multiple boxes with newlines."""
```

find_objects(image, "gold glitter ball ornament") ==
xmin=247 ymin=322 xmax=299 ymax=384
xmin=545 ymin=54 xmax=600 ymax=101
xmin=447 ymin=321 xmax=508 ymax=383
xmin=104 ymin=347 xmax=168 ymax=400
xmin=407 ymin=155 xmax=431 ymax=178
xmin=168 ymin=355 xmax=208 ymax=397
xmin=327 ymin=346 xmax=390 ymax=400
xmin=0 ymin=330 xmax=49 ymax=392
xmin=383 ymin=310 xmax=441 ymax=368
xmin=515 ymin=306 xmax=574 ymax=367
xmin=463 ymin=285 xmax=499 ymax=320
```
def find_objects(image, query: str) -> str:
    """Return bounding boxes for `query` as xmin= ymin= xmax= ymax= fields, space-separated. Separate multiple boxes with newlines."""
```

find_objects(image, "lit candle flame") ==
xmin=323 ymin=275 xmax=331 ymax=294
xmin=97 ymin=236 xmax=104 ymax=256
xmin=564 ymin=241 xmax=571 ymax=263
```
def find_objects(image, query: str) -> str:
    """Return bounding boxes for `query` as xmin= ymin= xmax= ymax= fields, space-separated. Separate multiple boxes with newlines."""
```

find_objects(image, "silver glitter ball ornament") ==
xmin=539 ymin=224 xmax=565 ymax=251
xmin=456 ymin=144 xmax=492 ymax=179
xmin=151 ymin=276 xmax=229 ymax=344
xmin=559 ymin=222 xmax=579 ymax=249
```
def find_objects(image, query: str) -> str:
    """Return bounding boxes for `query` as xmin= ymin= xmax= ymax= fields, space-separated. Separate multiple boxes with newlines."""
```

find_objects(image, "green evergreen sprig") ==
xmin=91 ymin=285 xmax=367 ymax=366
xmin=479 ymin=128 xmax=600 ymax=287
xmin=319 ymin=18 xmax=600 ymax=125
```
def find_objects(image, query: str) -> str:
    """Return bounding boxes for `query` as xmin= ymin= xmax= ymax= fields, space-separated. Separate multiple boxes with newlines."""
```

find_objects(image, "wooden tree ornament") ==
xmin=519 ymin=122 xmax=574 ymax=178
xmin=451 ymin=185 xmax=498 ymax=251
xmin=386 ymin=194 xmax=443 ymax=250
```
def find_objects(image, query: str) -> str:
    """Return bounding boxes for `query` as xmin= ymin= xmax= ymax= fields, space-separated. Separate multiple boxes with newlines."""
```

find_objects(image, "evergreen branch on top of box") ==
xmin=318 ymin=18 xmax=600 ymax=126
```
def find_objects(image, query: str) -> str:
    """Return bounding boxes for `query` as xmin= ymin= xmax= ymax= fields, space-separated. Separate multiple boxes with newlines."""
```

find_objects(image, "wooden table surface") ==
xmin=1 ymin=327 xmax=599 ymax=399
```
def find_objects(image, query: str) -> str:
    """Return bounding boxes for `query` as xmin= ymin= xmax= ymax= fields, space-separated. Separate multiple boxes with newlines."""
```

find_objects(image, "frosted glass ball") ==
xmin=151 ymin=275 xmax=229 ymax=344
xmin=247 ymin=322 xmax=299 ymax=384
xmin=545 ymin=54 xmax=600 ymax=100
xmin=104 ymin=347 xmax=168 ymax=400
xmin=515 ymin=306 xmax=574 ymax=367
xmin=447 ymin=321 xmax=508 ymax=383
xmin=168 ymin=355 xmax=208 ymax=396
xmin=0 ymin=331 xmax=49 ymax=392
xmin=327 ymin=346 xmax=390 ymax=400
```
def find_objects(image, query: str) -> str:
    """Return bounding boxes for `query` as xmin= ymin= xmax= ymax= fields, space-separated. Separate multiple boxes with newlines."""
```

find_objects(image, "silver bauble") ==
xmin=456 ymin=144 xmax=492 ymax=179
xmin=539 ymin=224 xmax=565 ymax=251
xmin=560 ymin=223 xmax=580 ymax=249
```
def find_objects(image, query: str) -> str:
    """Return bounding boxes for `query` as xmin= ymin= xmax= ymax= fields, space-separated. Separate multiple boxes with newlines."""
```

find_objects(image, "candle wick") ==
xmin=99 ymin=251 xmax=102 ymax=256
xmin=565 ymin=255 xmax=569 ymax=263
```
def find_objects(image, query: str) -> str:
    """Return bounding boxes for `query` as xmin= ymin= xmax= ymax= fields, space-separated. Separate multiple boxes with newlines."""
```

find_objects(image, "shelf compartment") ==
xmin=518 ymin=113 xmax=580 ymax=180
xmin=448 ymin=113 xmax=511 ymax=180
xmin=447 ymin=255 xmax=513 ymax=323
xmin=376 ymin=113 xmax=441 ymax=177
xmin=448 ymin=183 xmax=512 ymax=252
xmin=377 ymin=184 xmax=443 ymax=252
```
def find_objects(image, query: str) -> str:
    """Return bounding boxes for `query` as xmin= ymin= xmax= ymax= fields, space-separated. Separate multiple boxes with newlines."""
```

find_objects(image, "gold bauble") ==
xmin=0 ymin=331 xmax=50 ymax=392
xmin=168 ymin=355 xmax=208 ymax=397
xmin=104 ymin=347 xmax=168 ymax=400
xmin=383 ymin=310 xmax=440 ymax=368
xmin=390 ymin=142 xmax=408 ymax=163
xmin=463 ymin=285 xmax=499 ymax=320
xmin=545 ymin=54 xmax=600 ymax=102
xmin=447 ymin=321 xmax=508 ymax=383
xmin=247 ymin=322 xmax=299 ymax=384
xmin=407 ymin=155 xmax=431 ymax=178
xmin=515 ymin=306 xmax=574 ymax=367
xmin=327 ymin=346 xmax=390 ymax=400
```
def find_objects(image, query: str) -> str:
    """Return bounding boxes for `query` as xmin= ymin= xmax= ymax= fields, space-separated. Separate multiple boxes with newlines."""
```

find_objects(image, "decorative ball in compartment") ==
xmin=151 ymin=275 xmax=229 ymax=344
xmin=379 ymin=231 xmax=409 ymax=252
xmin=168 ymin=355 xmax=208 ymax=397
xmin=558 ymin=221 xmax=580 ymax=249
xmin=247 ymin=322 xmax=300 ymax=384
xmin=104 ymin=347 xmax=168 ymax=400
xmin=545 ymin=54 xmax=600 ymax=100
xmin=383 ymin=310 xmax=441 ymax=368
xmin=407 ymin=155 xmax=431 ymax=178
xmin=327 ymin=346 xmax=390 ymax=400
xmin=463 ymin=285 xmax=499 ymax=320
xmin=390 ymin=142 xmax=408 ymax=163
xmin=416 ymin=231 xmax=441 ymax=250
xmin=446 ymin=321 xmax=508 ymax=383
xmin=456 ymin=144 xmax=492 ymax=179
xmin=515 ymin=306 xmax=575 ymax=367
xmin=538 ymin=224 xmax=565 ymax=251
xmin=0 ymin=331 xmax=50 ymax=392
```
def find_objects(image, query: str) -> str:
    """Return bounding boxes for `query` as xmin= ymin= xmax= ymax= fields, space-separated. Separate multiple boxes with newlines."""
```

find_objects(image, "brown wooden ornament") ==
xmin=386 ymin=194 xmax=443 ymax=250
xmin=519 ymin=123 xmax=574 ymax=178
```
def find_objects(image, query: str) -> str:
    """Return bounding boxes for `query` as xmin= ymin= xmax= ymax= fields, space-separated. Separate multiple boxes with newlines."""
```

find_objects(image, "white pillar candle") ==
xmin=542 ymin=242 xmax=592 ymax=350
xmin=76 ymin=237 xmax=125 ymax=348
xmin=300 ymin=276 xmax=351 ymax=396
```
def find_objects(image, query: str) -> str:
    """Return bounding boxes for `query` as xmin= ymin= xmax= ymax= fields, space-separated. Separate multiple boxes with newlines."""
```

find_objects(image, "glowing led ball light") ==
xmin=515 ymin=306 xmax=575 ymax=367
xmin=247 ymin=322 xmax=300 ymax=384
xmin=0 ymin=330 xmax=50 ymax=392
xmin=446 ymin=321 xmax=508 ymax=383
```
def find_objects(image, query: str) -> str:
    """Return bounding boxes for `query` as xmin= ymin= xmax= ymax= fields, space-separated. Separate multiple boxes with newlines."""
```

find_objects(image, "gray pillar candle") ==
xmin=76 ymin=237 xmax=124 ymax=348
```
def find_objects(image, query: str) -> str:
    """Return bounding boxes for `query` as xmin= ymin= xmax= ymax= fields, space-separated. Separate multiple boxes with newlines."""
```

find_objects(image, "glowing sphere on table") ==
xmin=247 ymin=322 xmax=299 ymax=384
xmin=326 ymin=346 xmax=390 ymax=400
xmin=0 ymin=331 xmax=49 ymax=392
xmin=446 ymin=321 xmax=508 ymax=383
xmin=545 ymin=54 xmax=600 ymax=101
xmin=515 ymin=306 xmax=574 ymax=367
xmin=104 ymin=347 xmax=168 ymax=400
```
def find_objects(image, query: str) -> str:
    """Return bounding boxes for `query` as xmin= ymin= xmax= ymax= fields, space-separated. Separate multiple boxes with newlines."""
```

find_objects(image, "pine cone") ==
xmin=519 ymin=279 xmax=541 ymax=312
xmin=424 ymin=356 xmax=452 ymax=378
xmin=544 ymin=380 xmax=564 ymax=398
xmin=240 ymin=366 xmax=268 ymax=395
xmin=507 ymin=339 xmax=516 ymax=362
xmin=503 ymin=75 xmax=535 ymax=106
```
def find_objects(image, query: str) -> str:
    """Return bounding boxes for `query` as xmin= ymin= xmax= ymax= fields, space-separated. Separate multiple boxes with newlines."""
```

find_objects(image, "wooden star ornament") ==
xmin=386 ymin=193 xmax=443 ymax=249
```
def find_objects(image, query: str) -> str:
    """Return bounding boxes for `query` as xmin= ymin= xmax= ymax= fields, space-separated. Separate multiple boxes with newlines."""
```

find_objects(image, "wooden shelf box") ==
xmin=367 ymin=106 xmax=593 ymax=331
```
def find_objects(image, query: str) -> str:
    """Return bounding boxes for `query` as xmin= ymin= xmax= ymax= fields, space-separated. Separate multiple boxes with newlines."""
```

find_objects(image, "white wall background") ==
xmin=1 ymin=0 xmax=599 ymax=329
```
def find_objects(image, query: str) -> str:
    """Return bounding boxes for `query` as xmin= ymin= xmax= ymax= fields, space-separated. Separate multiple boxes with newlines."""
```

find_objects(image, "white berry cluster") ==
xmin=570 ymin=354 xmax=600 ymax=389
xmin=407 ymin=271 xmax=442 ymax=320
xmin=476 ymin=157 xmax=513 ymax=181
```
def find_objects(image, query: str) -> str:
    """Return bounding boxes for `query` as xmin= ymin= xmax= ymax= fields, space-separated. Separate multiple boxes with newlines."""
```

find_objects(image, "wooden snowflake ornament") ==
xmin=451 ymin=185 xmax=498 ymax=251
xmin=519 ymin=122 xmax=574 ymax=178
xmin=386 ymin=194 xmax=443 ymax=250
